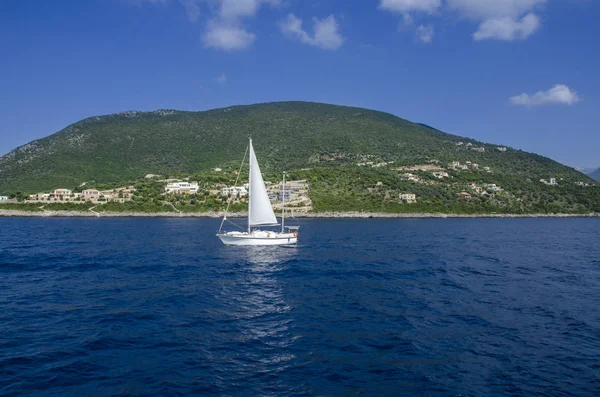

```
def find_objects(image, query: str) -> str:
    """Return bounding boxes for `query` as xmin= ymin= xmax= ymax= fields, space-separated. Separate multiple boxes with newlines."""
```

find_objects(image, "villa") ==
xmin=433 ymin=172 xmax=449 ymax=179
xmin=222 ymin=186 xmax=248 ymax=197
xmin=82 ymin=189 xmax=100 ymax=200
xmin=53 ymin=188 xmax=72 ymax=198
xmin=165 ymin=181 xmax=199 ymax=195
xmin=400 ymin=193 xmax=417 ymax=203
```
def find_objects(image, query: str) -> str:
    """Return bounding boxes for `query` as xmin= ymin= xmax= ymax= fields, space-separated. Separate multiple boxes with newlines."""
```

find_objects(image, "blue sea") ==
xmin=1 ymin=218 xmax=599 ymax=396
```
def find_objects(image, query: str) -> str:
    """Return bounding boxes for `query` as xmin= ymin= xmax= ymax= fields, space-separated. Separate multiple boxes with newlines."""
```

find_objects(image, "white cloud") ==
xmin=280 ymin=14 xmax=344 ymax=50
xmin=219 ymin=0 xmax=260 ymax=20
xmin=378 ymin=0 xmax=441 ymax=14
xmin=416 ymin=24 xmax=434 ymax=43
xmin=473 ymin=13 xmax=540 ymax=41
xmin=448 ymin=0 xmax=546 ymax=41
xmin=379 ymin=0 xmax=547 ymax=41
xmin=216 ymin=73 xmax=227 ymax=84
xmin=398 ymin=13 xmax=414 ymax=30
xmin=218 ymin=0 xmax=280 ymax=20
xmin=179 ymin=0 xmax=201 ymax=22
xmin=200 ymin=0 xmax=278 ymax=51
xmin=447 ymin=0 xmax=546 ymax=19
xmin=202 ymin=21 xmax=255 ymax=50
xmin=510 ymin=84 xmax=581 ymax=107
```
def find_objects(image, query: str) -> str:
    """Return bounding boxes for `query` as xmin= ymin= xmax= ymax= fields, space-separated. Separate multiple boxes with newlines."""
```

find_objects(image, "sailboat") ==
xmin=217 ymin=138 xmax=299 ymax=246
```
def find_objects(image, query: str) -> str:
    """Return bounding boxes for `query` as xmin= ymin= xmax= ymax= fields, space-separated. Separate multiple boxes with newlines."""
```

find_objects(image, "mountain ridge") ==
xmin=0 ymin=101 xmax=596 ymax=206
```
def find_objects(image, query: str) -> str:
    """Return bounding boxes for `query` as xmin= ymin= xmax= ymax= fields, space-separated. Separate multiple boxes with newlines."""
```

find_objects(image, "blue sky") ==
xmin=1 ymin=0 xmax=599 ymax=168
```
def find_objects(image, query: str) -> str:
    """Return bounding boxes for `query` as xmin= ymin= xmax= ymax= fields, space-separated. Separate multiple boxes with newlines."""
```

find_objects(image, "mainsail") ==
xmin=248 ymin=139 xmax=278 ymax=227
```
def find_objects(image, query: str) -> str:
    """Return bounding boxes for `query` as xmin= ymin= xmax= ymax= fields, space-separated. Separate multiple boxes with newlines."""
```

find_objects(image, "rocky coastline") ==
xmin=0 ymin=210 xmax=598 ymax=219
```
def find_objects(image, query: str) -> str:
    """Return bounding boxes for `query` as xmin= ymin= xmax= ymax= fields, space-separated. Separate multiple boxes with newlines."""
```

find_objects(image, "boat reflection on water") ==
xmin=214 ymin=245 xmax=302 ymax=394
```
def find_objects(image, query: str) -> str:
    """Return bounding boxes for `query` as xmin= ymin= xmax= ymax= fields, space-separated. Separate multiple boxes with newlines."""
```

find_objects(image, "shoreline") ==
xmin=0 ymin=210 xmax=598 ymax=219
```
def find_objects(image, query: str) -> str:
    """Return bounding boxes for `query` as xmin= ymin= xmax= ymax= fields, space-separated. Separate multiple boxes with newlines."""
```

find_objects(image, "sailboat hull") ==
xmin=217 ymin=232 xmax=298 ymax=246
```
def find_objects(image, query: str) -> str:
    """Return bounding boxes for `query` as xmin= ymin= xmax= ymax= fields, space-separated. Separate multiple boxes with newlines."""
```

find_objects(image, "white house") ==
xmin=53 ymin=188 xmax=72 ymax=198
xmin=402 ymin=173 xmax=420 ymax=182
xmin=400 ymin=193 xmax=417 ymax=203
xmin=0 ymin=196 xmax=8 ymax=201
xmin=165 ymin=182 xmax=199 ymax=195
xmin=433 ymin=172 xmax=449 ymax=179
xmin=222 ymin=186 xmax=248 ymax=197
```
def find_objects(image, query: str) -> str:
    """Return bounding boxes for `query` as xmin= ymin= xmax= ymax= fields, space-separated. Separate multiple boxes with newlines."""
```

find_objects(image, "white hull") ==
xmin=217 ymin=232 xmax=298 ymax=246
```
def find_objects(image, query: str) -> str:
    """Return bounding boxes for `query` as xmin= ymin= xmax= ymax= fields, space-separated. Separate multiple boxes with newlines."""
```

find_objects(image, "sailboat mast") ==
xmin=247 ymin=138 xmax=252 ymax=234
xmin=281 ymin=171 xmax=285 ymax=233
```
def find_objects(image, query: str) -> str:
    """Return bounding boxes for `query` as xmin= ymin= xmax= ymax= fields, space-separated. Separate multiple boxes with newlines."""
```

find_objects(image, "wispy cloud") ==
xmin=216 ymin=73 xmax=227 ymax=84
xmin=510 ymin=84 xmax=581 ymax=107
xmin=201 ymin=0 xmax=280 ymax=51
xmin=449 ymin=0 xmax=546 ymax=41
xmin=378 ymin=0 xmax=441 ymax=14
xmin=379 ymin=0 xmax=547 ymax=41
xmin=416 ymin=24 xmax=435 ymax=43
xmin=133 ymin=0 xmax=278 ymax=51
xmin=202 ymin=21 xmax=256 ymax=51
xmin=179 ymin=0 xmax=201 ymax=22
xmin=473 ymin=13 xmax=540 ymax=41
xmin=279 ymin=13 xmax=344 ymax=50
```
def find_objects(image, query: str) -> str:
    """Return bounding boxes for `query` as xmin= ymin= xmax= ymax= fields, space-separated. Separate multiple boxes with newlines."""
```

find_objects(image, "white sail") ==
xmin=248 ymin=139 xmax=278 ymax=227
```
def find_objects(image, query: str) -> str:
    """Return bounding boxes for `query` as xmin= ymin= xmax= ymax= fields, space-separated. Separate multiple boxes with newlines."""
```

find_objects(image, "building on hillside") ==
xmin=401 ymin=173 xmax=420 ymax=182
xmin=487 ymin=184 xmax=502 ymax=192
xmin=457 ymin=192 xmax=472 ymax=199
xmin=400 ymin=193 xmax=417 ymax=203
xmin=221 ymin=186 xmax=247 ymax=197
xmin=433 ymin=172 xmax=449 ymax=179
xmin=0 ymin=196 xmax=8 ymax=201
xmin=82 ymin=189 xmax=100 ymax=201
xmin=53 ymin=188 xmax=72 ymax=198
xmin=165 ymin=182 xmax=199 ymax=195
xmin=471 ymin=147 xmax=485 ymax=152
xmin=497 ymin=147 xmax=507 ymax=152
xmin=213 ymin=168 xmax=222 ymax=172
xmin=540 ymin=178 xmax=558 ymax=186
xmin=278 ymin=192 xmax=291 ymax=201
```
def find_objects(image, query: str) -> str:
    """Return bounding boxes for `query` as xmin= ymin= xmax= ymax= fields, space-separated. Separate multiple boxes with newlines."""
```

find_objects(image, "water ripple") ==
xmin=0 ymin=218 xmax=599 ymax=396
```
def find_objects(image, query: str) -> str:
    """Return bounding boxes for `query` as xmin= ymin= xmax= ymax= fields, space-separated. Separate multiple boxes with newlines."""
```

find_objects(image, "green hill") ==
xmin=0 ymin=101 xmax=598 ymax=213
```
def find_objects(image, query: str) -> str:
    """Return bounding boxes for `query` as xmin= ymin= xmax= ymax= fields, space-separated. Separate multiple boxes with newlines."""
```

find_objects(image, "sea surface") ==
xmin=1 ymin=218 xmax=599 ymax=396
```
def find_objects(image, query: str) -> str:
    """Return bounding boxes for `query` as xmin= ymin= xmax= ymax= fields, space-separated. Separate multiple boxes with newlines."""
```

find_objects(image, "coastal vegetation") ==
xmin=0 ymin=101 xmax=597 ymax=215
